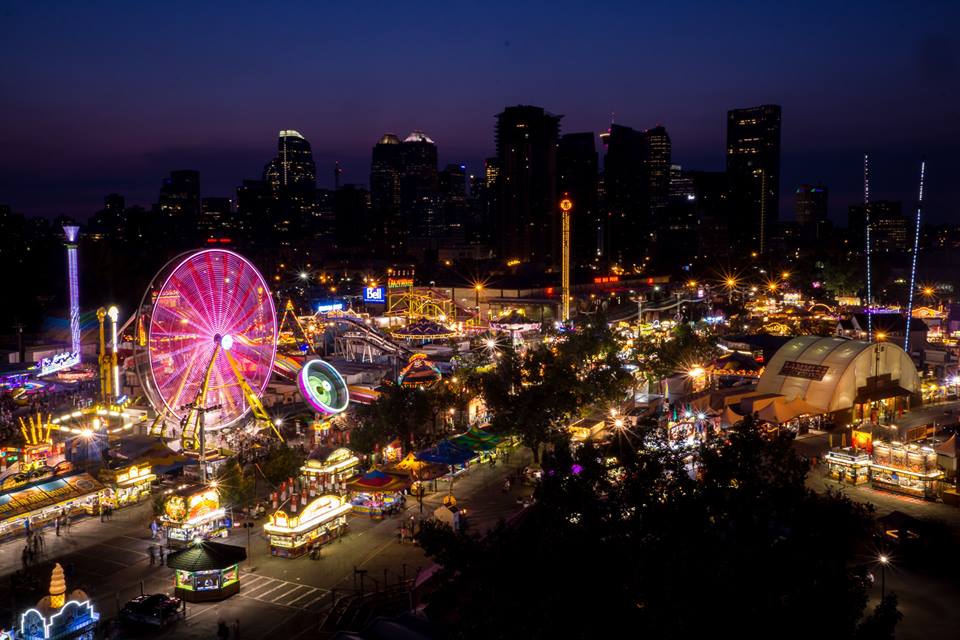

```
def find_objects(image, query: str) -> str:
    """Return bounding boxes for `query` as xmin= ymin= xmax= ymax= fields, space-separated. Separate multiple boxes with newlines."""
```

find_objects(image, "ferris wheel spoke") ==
xmin=181 ymin=267 xmax=218 ymax=334
xmin=168 ymin=346 xmax=205 ymax=412
xmin=170 ymin=279 xmax=216 ymax=336
xmin=219 ymin=259 xmax=246 ymax=335
xmin=221 ymin=280 xmax=258 ymax=337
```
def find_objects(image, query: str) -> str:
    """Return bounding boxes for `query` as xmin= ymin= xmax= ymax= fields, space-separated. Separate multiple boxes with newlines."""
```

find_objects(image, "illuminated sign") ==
xmin=593 ymin=276 xmax=619 ymax=284
xmin=316 ymin=302 xmax=344 ymax=313
xmin=37 ymin=351 xmax=80 ymax=377
xmin=778 ymin=360 xmax=829 ymax=381
xmin=363 ymin=287 xmax=386 ymax=303
xmin=388 ymin=277 xmax=414 ymax=288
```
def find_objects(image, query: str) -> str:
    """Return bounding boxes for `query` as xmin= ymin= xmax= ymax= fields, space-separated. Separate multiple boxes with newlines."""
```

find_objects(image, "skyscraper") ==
xmin=642 ymin=125 xmax=672 ymax=231
xmin=558 ymin=132 xmax=599 ymax=264
xmin=263 ymin=130 xmax=316 ymax=192
xmin=601 ymin=123 xmax=645 ymax=265
xmin=370 ymin=134 xmax=404 ymax=253
xmin=157 ymin=170 xmax=201 ymax=217
xmin=726 ymin=104 xmax=781 ymax=253
xmin=200 ymin=197 xmax=232 ymax=237
xmin=849 ymin=201 xmax=908 ymax=253
xmin=262 ymin=130 xmax=317 ymax=238
xmin=495 ymin=105 xmax=561 ymax=264
xmin=400 ymin=131 xmax=439 ymax=238
xmin=794 ymin=184 xmax=828 ymax=226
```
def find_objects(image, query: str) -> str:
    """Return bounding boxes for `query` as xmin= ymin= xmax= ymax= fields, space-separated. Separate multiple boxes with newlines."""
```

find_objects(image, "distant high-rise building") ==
xmin=726 ymin=104 xmax=781 ymax=254
xmin=849 ymin=201 xmax=908 ymax=253
xmin=104 ymin=193 xmax=125 ymax=214
xmin=495 ymin=105 xmax=561 ymax=264
xmin=157 ymin=170 xmax=201 ymax=217
xmin=263 ymin=130 xmax=316 ymax=192
xmin=200 ymin=197 xmax=232 ymax=237
xmin=642 ymin=125 xmax=672 ymax=230
xmin=262 ymin=130 xmax=316 ymax=237
xmin=334 ymin=184 xmax=372 ymax=249
xmin=371 ymin=134 xmax=402 ymax=215
xmin=439 ymin=163 xmax=468 ymax=239
xmin=601 ymin=123 xmax=645 ymax=265
xmin=558 ymin=132 xmax=600 ymax=264
xmin=795 ymin=184 xmax=828 ymax=226
xmin=370 ymin=133 xmax=404 ymax=254
xmin=400 ymin=131 xmax=439 ymax=238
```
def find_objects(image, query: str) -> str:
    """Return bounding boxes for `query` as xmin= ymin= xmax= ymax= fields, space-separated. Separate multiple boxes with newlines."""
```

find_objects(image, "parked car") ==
xmin=120 ymin=594 xmax=182 ymax=627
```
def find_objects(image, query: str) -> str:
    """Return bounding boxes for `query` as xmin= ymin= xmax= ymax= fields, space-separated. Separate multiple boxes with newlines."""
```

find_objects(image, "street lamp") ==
xmin=878 ymin=554 xmax=889 ymax=598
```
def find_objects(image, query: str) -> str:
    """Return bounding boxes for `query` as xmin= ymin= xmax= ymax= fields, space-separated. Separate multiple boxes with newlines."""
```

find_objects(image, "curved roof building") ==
xmin=755 ymin=336 xmax=919 ymax=414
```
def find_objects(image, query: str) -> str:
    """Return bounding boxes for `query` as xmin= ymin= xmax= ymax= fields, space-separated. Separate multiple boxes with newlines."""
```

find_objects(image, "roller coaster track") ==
xmin=329 ymin=315 xmax=412 ymax=363
xmin=607 ymin=297 xmax=706 ymax=323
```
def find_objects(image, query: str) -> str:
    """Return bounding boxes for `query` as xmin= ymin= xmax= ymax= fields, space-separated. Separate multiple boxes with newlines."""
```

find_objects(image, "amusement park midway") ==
xmin=5 ymin=238 xmax=960 ymax=640
xmin=0 ymin=447 xmax=533 ymax=639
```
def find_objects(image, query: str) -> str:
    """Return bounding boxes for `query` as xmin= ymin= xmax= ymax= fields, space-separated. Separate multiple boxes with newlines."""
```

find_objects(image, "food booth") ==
xmin=98 ymin=462 xmax=155 ymax=510
xmin=0 ymin=471 xmax=104 ymax=539
xmin=871 ymin=441 xmax=942 ymax=499
xmin=263 ymin=493 xmax=351 ymax=558
xmin=301 ymin=448 xmax=360 ymax=494
xmin=347 ymin=470 xmax=409 ymax=518
xmin=160 ymin=485 xmax=230 ymax=548
xmin=167 ymin=540 xmax=245 ymax=602
xmin=824 ymin=447 xmax=872 ymax=485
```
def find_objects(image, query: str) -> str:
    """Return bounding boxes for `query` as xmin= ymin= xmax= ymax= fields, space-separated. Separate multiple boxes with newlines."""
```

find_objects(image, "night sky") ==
xmin=2 ymin=1 xmax=957 ymax=223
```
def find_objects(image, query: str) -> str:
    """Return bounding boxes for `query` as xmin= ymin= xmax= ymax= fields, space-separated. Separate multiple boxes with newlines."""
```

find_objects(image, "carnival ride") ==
xmin=134 ymin=249 xmax=279 ymax=453
xmin=297 ymin=359 xmax=350 ymax=415
xmin=329 ymin=314 xmax=412 ymax=363
xmin=278 ymin=299 xmax=314 ymax=355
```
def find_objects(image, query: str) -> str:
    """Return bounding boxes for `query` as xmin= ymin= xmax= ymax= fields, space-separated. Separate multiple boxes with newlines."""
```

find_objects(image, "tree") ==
xmin=261 ymin=443 xmax=305 ymax=485
xmin=416 ymin=415 xmax=898 ymax=639
xmin=215 ymin=458 xmax=255 ymax=508
xmin=352 ymin=384 xmax=434 ymax=455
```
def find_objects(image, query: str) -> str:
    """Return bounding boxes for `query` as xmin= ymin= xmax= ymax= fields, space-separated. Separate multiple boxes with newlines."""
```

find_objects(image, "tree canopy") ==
xmin=417 ymin=416 xmax=898 ymax=639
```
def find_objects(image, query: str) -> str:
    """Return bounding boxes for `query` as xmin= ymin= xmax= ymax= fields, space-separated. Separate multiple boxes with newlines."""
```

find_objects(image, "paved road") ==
xmin=0 ymin=446 xmax=533 ymax=638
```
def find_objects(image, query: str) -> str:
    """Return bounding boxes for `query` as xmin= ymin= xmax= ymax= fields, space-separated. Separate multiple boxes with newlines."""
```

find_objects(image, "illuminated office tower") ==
xmin=63 ymin=225 xmax=81 ymax=359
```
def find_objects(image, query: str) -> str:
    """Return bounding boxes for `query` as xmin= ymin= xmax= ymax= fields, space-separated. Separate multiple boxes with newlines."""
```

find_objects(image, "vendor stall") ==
xmin=301 ymin=448 xmax=360 ymax=494
xmin=160 ymin=485 xmax=230 ymax=548
xmin=824 ymin=447 xmax=872 ymax=485
xmin=167 ymin=540 xmax=245 ymax=602
xmin=263 ymin=494 xmax=351 ymax=558
xmin=346 ymin=470 xmax=409 ymax=518
xmin=98 ymin=462 xmax=155 ymax=510
xmin=871 ymin=441 xmax=942 ymax=499
xmin=0 ymin=472 xmax=104 ymax=539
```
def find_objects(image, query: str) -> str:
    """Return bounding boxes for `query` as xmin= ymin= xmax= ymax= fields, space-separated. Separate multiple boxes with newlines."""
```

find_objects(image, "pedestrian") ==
xmin=233 ymin=619 xmax=240 ymax=639
xmin=159 ymin=545 xmax=165 ymax=564
xmin=148 ymin=545 xmax=155 ymax=566
xmin=55 ymin=518 xmax=60 ymax=536
xmin=150 ymin=519 xmax=158 ymax=539
xmin=38 ymin=532 xmax=44 ymax=551
xmin=217 ymin=620 xmax=230 ymax=640
xmin=21 ymin=546 xmax=28 ymax=570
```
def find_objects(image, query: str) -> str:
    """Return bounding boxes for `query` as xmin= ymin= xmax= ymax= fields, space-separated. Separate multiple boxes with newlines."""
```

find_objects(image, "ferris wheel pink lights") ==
xmin=145 ymin=249 xmax=277 ymax=430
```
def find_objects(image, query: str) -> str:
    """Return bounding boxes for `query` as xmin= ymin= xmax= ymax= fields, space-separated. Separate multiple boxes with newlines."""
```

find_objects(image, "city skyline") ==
xmin=2 ymin=2 xmax=957 ymax=221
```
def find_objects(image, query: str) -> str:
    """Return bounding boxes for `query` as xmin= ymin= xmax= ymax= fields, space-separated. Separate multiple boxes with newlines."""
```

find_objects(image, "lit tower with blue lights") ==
xmin=63 ymin=225 xmax=81 ymax=359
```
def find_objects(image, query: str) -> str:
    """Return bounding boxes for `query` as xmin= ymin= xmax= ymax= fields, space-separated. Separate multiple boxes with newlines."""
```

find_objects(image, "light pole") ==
xmin=879 ymin=554 xmax=889 ymax=599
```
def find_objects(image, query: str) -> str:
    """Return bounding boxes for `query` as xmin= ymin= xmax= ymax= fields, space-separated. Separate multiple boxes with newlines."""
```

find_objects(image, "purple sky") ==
xmin=1 ymin=1 xmax=957 ymax=223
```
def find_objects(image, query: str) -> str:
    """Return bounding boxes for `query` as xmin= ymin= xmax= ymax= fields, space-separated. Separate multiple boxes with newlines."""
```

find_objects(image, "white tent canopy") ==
xmin=755 ymin=336 xmax=919 ymax=414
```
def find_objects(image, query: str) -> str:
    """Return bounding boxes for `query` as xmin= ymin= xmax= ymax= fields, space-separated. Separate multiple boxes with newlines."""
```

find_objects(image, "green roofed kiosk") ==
xmin=166 ymin=540 xmax=246 ymax=602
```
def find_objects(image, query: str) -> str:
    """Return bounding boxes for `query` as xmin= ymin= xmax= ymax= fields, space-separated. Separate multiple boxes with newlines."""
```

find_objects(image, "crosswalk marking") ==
xmin=238 ymin=574 xmax=327 ymax=610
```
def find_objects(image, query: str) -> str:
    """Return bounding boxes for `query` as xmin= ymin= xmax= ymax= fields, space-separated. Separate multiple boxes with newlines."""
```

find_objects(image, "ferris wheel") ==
xmin=135 ymin=249 xmax=279 ymax=451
